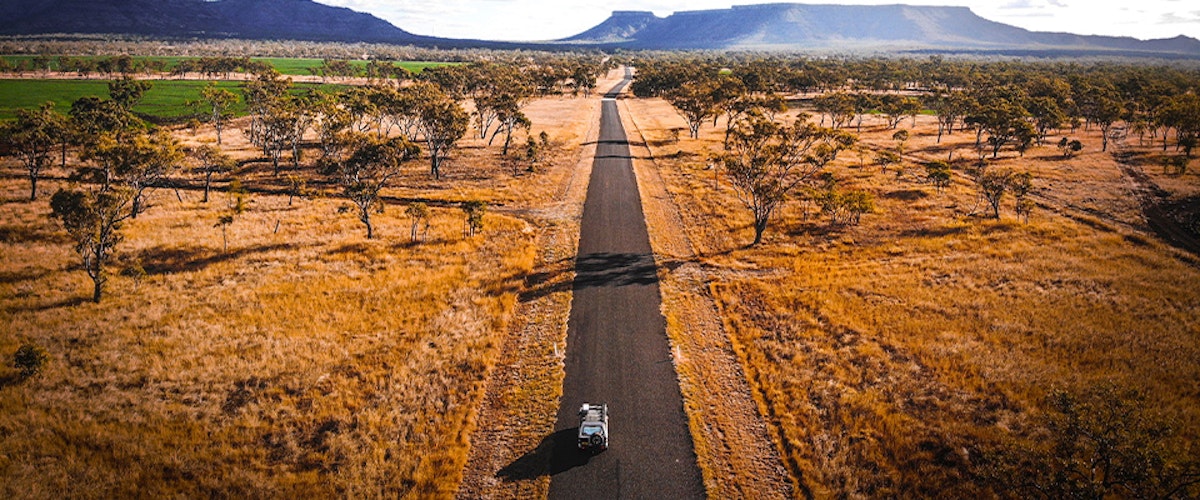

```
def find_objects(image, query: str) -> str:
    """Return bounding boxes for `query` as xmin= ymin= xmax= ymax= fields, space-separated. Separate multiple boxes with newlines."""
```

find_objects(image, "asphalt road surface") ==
xmin=546 ymin=72 xmax=705 ymax=499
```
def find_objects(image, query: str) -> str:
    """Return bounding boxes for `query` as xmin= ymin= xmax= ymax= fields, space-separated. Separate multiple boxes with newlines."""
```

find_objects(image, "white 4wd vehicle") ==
xmin=577 ymin=403 xmax=609 ymax=452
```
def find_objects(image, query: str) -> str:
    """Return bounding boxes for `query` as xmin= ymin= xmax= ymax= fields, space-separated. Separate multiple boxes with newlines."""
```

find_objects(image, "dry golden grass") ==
xmin=0 ymin=86 xmax=602 ymax=497
xmin=625 ymin=96 xmax=1200 ymax=497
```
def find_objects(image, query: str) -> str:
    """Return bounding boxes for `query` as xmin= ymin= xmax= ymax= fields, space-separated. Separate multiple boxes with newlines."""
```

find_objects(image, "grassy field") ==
xmin=625 ymin=97 xmax=1200 ymax=497
xmin=2 ymin=55 xmax=456 ymax=76
xmin=0 ymin=85 xmax=599 ymax=497
xmin=258 ymin=58 xmax=455 ymax=76
xmin=0 ymin=79 xmax=346 ymax=121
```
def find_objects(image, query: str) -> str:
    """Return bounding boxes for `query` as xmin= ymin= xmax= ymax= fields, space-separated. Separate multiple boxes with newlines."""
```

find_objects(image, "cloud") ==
xmin=1159 ymin=10 xmax=1200 ymax=24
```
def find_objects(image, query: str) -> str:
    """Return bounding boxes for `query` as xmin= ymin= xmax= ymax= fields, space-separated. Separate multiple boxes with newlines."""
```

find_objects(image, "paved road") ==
xmin=546 ymin=72 xmax=705 ymax=499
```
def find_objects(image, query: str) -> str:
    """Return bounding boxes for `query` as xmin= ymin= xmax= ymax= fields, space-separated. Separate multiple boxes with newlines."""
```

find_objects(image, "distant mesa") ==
xmin=562 ymin=4 xmax=1200 ymax=56
xmin=1 ymin=0 xmax=1197 ymax=57
xmin=562 ymin=11 xmax=663 ymax=44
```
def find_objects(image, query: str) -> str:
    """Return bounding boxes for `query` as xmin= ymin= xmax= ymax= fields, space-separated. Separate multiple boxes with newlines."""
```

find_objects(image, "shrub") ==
xmin=13 ymin=344 xmax=48 ymax=378
xmin=925 ymin=161 xmax=952 ymax=193
xmin=462 ymin=200 xmax=487 ymax=237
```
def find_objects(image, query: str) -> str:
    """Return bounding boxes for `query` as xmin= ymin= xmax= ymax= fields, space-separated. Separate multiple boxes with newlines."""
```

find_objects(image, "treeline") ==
xmin=1 ymin=56 xmax=609 ymax=303
xmin=0 ymin=54 xmax=280 ymax=79
xmin=630 ymin=55 xmax=1200 ymax=155
xmin=625 ymin=55 xmax=1200 ymax=242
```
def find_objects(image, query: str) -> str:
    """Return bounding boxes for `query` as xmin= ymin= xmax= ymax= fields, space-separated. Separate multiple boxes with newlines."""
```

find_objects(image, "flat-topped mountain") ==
xmin=0 ymin=0 xmax=431 ymax=43
xmin=564 ymin=4 xmax=1200 ymax=56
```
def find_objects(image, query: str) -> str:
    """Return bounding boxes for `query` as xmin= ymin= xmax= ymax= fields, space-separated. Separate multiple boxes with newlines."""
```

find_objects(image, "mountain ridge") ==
xmin=563 ymin=4 xmax=1200 ymax=56
xmin=0 ymin=0 xmax=433 ymax=44
xmin=1 ymin=0 xmax=1196 ymax=58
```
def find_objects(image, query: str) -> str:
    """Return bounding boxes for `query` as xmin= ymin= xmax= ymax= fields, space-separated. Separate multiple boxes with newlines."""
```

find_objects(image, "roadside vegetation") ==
xmin=625 ymin=54 xmax=1200 ymax=497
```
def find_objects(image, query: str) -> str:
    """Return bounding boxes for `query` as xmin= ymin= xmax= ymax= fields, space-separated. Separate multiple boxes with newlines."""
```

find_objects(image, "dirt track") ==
xmin=1114 ymin=150 xmax=1200 ymax=256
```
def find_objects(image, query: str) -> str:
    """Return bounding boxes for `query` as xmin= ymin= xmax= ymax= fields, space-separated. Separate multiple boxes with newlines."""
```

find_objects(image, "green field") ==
xmin=0 ymin=79 xmax=343 ymax=121
xmin=255 ymin=58 xmax=456 ymax=76
xmin=1 ymin=55 xmax=456 ymax=76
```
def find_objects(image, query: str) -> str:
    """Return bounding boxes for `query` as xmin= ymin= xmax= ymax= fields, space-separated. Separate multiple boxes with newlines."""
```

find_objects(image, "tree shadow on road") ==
xmin=496 ymin=428 xmax=595 ymax=482
xmin=573 ymin=252 xmax=659 ymax=290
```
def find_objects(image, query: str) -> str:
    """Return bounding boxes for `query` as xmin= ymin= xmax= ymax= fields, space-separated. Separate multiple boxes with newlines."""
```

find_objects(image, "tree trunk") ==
xmin=202 ymin=174 xmax=211 ymax=203
xmin=93 ymin=278 xmax=103 ymax=303
xmin=752 ymin=217 xmax=768 ymax=246
xmin=28 ymin=173 xmax=37 ymax=201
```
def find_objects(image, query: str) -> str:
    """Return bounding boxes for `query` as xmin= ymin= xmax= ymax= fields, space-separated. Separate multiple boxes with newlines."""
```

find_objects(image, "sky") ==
xmin=315 ymin=0 xmax=1200 ymax=42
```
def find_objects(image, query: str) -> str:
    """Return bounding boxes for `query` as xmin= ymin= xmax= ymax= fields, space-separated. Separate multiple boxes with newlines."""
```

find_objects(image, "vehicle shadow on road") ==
xmin=495 ymin=428 xmax=594 ymax=481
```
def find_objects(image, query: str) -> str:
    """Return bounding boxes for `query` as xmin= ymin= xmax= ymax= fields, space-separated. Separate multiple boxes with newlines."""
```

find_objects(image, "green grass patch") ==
xmin=0 ymin=79 xmax=111 ymax=120
xmin=0 ymin=79 xmax=343 ymax=121
xmin=240 ymin=58 xmax=456 ymax=76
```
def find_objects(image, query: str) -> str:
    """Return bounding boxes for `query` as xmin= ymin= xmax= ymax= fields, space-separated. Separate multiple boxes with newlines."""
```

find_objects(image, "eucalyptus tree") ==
xmin=416 ymin=86 xmax=469 ymax=180
xmin=879 ymin=94 xmax=923 ymax=130
xmin=813 ymin=92 xmax=857 ymax=130
xmin=83 ymin=131 xmax=184 ymax=219
xmin=931 ymin=91 xmax=973 ymax=143
xmin=710 ymin=75 xmax=749 ymax=127
xmin=570 ymin=62 xmax=600 ymax=96
xmin=484 ymin=92 xmax=531 ymax=156
xmin=1074 ymin=80 xmax=1126 ymax=152
xmin=242 ymin=71 xmax=300 ymax=175
xmin=665 ymin=80 xmax=719 ymax=139
xmin=965 ymin=85 xmax=1032 ymax=158
xmin=0 ymin=102 xmax=67 ymax=200
xmin=1025 ymin=96 xmax=1067 ymax=146
xmin=68 ymin=96 xmax=140 ymax=188
xmin=326 ymin=134 xmax=420 ymax=239
xmin=199 ymin=82 xmax=237 ymax=145
xmin=471 ymin=64 xmax=532 ymax=141
xmin=189 ymin=145 xmax=235 ymax=203
xmin=719 ymin=112 xmax=857 ymax=245
xmin=1157 ymin=93 xmax=1200 ymax=152
xmin=242 ymin=69 xmax=293 ymax=159
xmin=50 ymin=186 xmax=135 ymax=303
xmin=925 ymin=161 xmax=953 ymax=193
xmin=107 ymin=77 xmax=151 ymax=111
xmin=313 ymin=93 xmax=353 ymax=161
xmin=258 ymin=102 xmax=298 ymax=176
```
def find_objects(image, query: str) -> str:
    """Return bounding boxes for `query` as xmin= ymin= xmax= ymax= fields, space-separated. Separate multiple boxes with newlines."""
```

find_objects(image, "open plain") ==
xmin=2 ymin=47 xmax=1199 ymax=499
